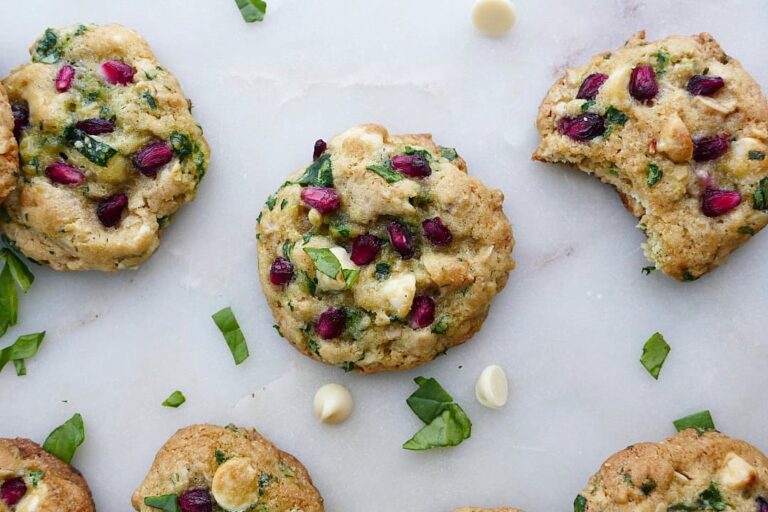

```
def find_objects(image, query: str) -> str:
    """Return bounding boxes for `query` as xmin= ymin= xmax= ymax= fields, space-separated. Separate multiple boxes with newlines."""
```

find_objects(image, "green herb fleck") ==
xmin=63 ymin=126 xmax=117 ymax=167
xmin=605 ymin=106 xmax=629 ymax=126
xmin=280 ymin=198 xmax=288 ymax=210
xmin=574 ymin=495 xmax=587 ymax=512
xmin=273 ymin=324 xmax=283 ymax=338
xmin=402 ymin=377 xmax=472 ymax=450
xmin=754 ymin=178 xmax=768 ymax=210
xmin=235 ymin=0 xmax=267 ymax=22
xmin=258 ymin=472 xmax=273 ymax=496
xmin=654 ymin=49 xmax=670 ymax=76
xmin=682 ymin=271 xmax=698 ymax=282
xmin=144 ymin=494 xmax=180 ymax=512
xmin=141 ymin=91 xmax=157 ymax=109
xmin=211 ymin=307 xmax=250 ymax=365
xmin=367 ymin=163 xmax=403 ymax=183
xmin=214 ymin=449 xmax=229 ymax=465
xmin=303 ymin=247 xmax=342 ymax=279
xmin=431 ymin=315 xmax=449 ymax=334
xmin=297 ymin=154 xmax=333 ymax=187
xmin=738 ymin=226 xmax=754 ymax=235
xmin=343 ymin=307 xmax=369 ymax=340
xmin=28 ymin=470 xmax=44 ymax=487
xmin=265 ymin=193 xmax=277 ymax=211
xmin=74 ymin=25 xmax=88 ymax=36
xmin=34 ymin=29 xmax=61 ymax=64
xmin=308 ymin=338 xmax=320 ymax=356
xmin=641 ymin=266 xmax=656 ymax=275
xmin=403 ymin=146 xmax=433 ymax=161
xmin=641 ymin=477 xmax=657 ymax=496
xmin=748 ymin=150 xmax=766 ymax=161
xmin=621 ymin=469 xmax=634 ymax=486
xmin=439 ymin=146 xmax=458 ymax=161
xmin=43 ymin=413 xmax=85 ymax=464
xmin=340 ymin=361 xmax=356 ymax=372
xmin=646 ymin=163 xmax=663 ymax=187
xmin=581 ymin=100 xmax=596 ymax=113
xmin=169 ymin=132 xmax=194 ymax=158
xmin=640 ymin=332 xmax=670 ymax=380
xmin=673 ymin=410 xmax=715 ymax=433
xmin=375 ymin=262 xmax=391 ymax=281
xmin=282 ymin=240 xmax=296 ymax=261
xmin=299 ymin=271 xmax=317 ymax=296
xmin=162 ymin=390 xmax=186 ymax=408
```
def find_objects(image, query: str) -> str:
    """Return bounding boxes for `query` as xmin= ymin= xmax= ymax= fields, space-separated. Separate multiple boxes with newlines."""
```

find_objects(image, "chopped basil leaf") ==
xmin=43 ymin=413 xmax=85 ymax=464
xmin=439 ymin=146 xmax=458 ymax=161
xmin=258 ymin=472 xmax=273 ymax=496
xmin=646 ymin=163 xmax=663 ymax=187
xmin=670 ymin=482 xmax=727 ymax=511
xmin=265 ymin=193 xmax=277 ymax=210
xmin=640 ymin=332 xmax=670 ymax=379
xmin=144 ymin=494 xmax=181 ymax=512
xmin=0 ymin=332 xmax=45 ymax=376
xmin=673 ymin=410 xmax=715 ymax=433
xmin=402 ymin=403 xmax=472 ymax=450
xmin=169 ymin=132 xmax=194 ymax=158
xmin=215 ymin=449 xmax=229 ymax=465
xmin=403 ymin=146 xmax=433 ymax=161
xmin=235 ymin=0 xmax=267 ymax=22
xmin=308 ymin=338 xmax=320 ymax=355
xmin=297 ymin=154 xmax=333 ymax=187
xmin=34 ymin=29 xmax=60 ymax=64
xmin=63 ymin=126 xmax=117 ymax=167
xmin=367 ymin=164 xmax=403 ymax=183
xmin=406 ymin=376 xmax=454 ymax=423
xmin=682 ymin=271 xmax=698 ymax=282
xmin=605 ymin=106 xmax=629 ymax=126
xmin=654 ymin=49 xmax=670 ymax=76
xmin=212 ymin=307 xmax=250 ymax=365
xmin=0 ymin=264 xmax=17 ymax=336
xmin=738 ymin=226 xmax=754 ymax=235
xmin=162 ymin=390 xmax=186 ymax=408
xmin=340 ymin=361 xmax=356 ymax=372
xmin=303 ymin=247 xmax=341 ymax=279
xmin=272 ymin=324 xmax=283 ymax=337
xmin=641 ymin=265 xmax=656 ymax=275
xmin=28 ymin=470 xmax=44 ymax=487
xmin=574 ymin=495 xmax=587 ymax=512
xmin=343 ymin=307 xmax=368 ymax=340
xmin=2 ymin=249 xmax=34 ymax=292
xmin=375 ymin=262 xmax=391 ymax=281
xmin=641 ymin=477 xmax=657 ymax=496
xmin=342 ymin=268 xmax=360 ymax=288
xmin=141 ymin=91 xmax=157 ymax=109
xmin=754 ymin=178 xmax=768 ymax=210
xmin=581 ymin=100 xmax=596 ymax=113
xmin=748 ymin=150 xmax=766 ymax=161
xmin=431 ymin=315 xmax=449 ymax=334
xmin=299 ymin=271 xmax=317 ymax=296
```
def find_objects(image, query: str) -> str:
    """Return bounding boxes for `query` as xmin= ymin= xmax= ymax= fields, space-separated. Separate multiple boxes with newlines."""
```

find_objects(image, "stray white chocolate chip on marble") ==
xmin=475 ymin=364 xmax=508 ymax=409
xmin=472 ymin=0 xmax=516 ymax=37
xmin=314 ymin=383 xmax=354 ymax=424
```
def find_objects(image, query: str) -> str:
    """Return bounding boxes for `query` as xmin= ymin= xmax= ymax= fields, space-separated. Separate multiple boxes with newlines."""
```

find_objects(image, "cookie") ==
xmin=575 ymin=429 xmax=768 ymax=511
xmin=1 ymin=23 xmax=209 ymax=271
xmin=132 ymin=424 xmax=324 ymax=512
xmin=0 ymin=84 xmax=18 ymax=205
xmin=257 ymin=124 xmax=514 ymax=374
xmin=533 ymin=31 xmax=768 ymax=281
xmin=455 ymin=508 xmax=522 ymax=511
xmin=0 ymin=437 xmax=94 ymax=512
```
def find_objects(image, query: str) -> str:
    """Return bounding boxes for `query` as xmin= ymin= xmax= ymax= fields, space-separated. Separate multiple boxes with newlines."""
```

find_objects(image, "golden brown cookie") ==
xmin=0 ymin=84 xmax=18 ymax=205
xmin=0 ymin=437 xmax=94 ymax=512
xmin=533 ymin=31 xmax=768 ymax=281
xmin=257 ymin=124 xmax=515 ymax=373
xmin=575 ymin=429 xmax=768 ymax=511
xmin=132 ymin=424 xmax=324 ymax=512
xmin=455 ymin=508 xmax=522 ymax=511
xmin=1 ymin=23 xmax=209 ymax=271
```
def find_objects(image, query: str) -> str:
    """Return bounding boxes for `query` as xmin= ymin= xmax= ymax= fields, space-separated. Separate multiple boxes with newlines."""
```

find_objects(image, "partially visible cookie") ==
xmin=455 ymin=508 xmax=522 ymax=511
xmin=257 ymin=124 xmax=514 ymax=373
xmin=533 ymin=31 xmax=768 ymax=281
xmin=576 ymin=429 xmax=768 ymax=511
xmin=1 ymin=23 xmax=209 ymax=271
xmin=0 ymin=84 xmax=18 ymax=205
xmin=131 ymin=424 xmax=324 ymax=512
xmin=0 ymin=437 xmax=94 ymax=512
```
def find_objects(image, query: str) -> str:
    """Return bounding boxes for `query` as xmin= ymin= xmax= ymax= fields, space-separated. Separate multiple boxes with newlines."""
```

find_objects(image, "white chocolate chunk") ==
xmin=599 ymin=65 xmax=632 ymax=109
xmin=16 ymin=483 xmax=48 ymax=512
xmin=316 ymin=246 xmax=359 ymax=292
xmin=211 ymin=457 xmax=261 ymax=511
xmin=475 ymin=365 xmax=508 ymax=409
xmin=718 ymin=452 xmax=757 ymax=490
xmin=656 ymin=113 xmax=692 ymax=163
xmin=308 ymin=208 xmax=323 ymax=228
xmin=471 ymin=0 xmax=516 ymax=36
xmin=313 ymin=383 xmax=353 ymax=424
xmin=379 ymin=272 xmax=416 ymax=318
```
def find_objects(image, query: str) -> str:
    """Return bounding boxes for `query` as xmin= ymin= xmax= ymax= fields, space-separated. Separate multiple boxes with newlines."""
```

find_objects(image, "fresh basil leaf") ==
xmin=265 ymin=193 xmax=277 ymax=211
xmin=33 ymin=29 xmax=60 ymax=64
xmin=0 ymin=264 xmax=17 ymax=336
xmin=342 ymin=268 xmax=360 ymax=288
xmin=748 ymin=150 xmax=766 ymax=161
xmin=28 ymin=470 xmax=44 ymax=487
xmin=654 ymin=49 xmax=670 ymax=76
xmin=144 ymin=494 xmax=181 ymax=512
xmin=0 ymin=332 xmax=45 ymax=375
xmin=673 ymin=410 xmax=715 ymax=433
xmin=647 ymin=163 xmax=663 ymax=187
xmin=406 ymin=377 xmax=455 ymax=424
xmin=738 ymin=226 xmax=754 ymax=236
xmin=641 ymin=477 xmax=657 ymax=496
xmin=235 ymin=0 xmax=267 ymax=22
xmin=63 ymin=126 xmax=117 ymax=167
xmin=754 ymin=178 xmax=768 ymax=210
xmin=605 ymin=106 xmax=629 ymax=126
xmin=303 ymin=247 xmax=341 ymax=280
xmin=141 ymin=91 xmax=157 ymax=110
xmin=215 ymin=449 xmax=229 ymax=465
xmin=640 ymin=332 xmax=670 ymax=380
xmin=402 ymin=403 xmax=472 ymax=450
xmin=367 ymin=164 xmax=403 ymax=183
xmin=212 ymin=307 xmax=250 ymax=365
xmin=43 ymin=413 xmax=85 ymax=464
xmin=308 ymin=338 xmax=320 ymax=355
xmin=258 ymin=472 xmax=273 ymax=496
xmin=169 ymin=132 xmax=194 ymax=159
xmin=697 ymin=482 xmax=727 ymax=510
xmin=162 ymin=390 xmax=186 ymax=408
xmin=581 ymin=100 xmax=596 ymax=113
xmin=2 ymin=249 xmax=34 ymax=292
xmin=343 ymin=307 xmax=368 ymax=340
xmin=432 ymin=315 xmax=449 ymax=334
xmin=403 ymin=146 xmax=433 ymax=161
xmin=641 ymin=265 xmax=656 ymax=275
xmin=13 ymin=359 xmax=26 ymax=376
xmin=375 ymin=262 xmax=391 ymax=281
xmin=297 ymin=154 xmax=333 ymax=187
xmin=299 ymin=271 xmax=317 ymax=296
xmin=439 ymin=146 xmax=458 ymax=161
xmin=574 ymin=495 xmax=587 ymax=512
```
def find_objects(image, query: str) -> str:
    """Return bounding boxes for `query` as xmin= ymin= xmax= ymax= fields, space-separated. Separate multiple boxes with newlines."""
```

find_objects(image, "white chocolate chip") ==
xmin=656 ymin=113 xmax=693 ymax=163
xmin=471 ymin=0 xmax=516 ymax=36
xmin=211 ymin=457 xmax=261 ymax=511
xmin=16 ymin=483 xmax=48 ymax=512
xmin=308 ymin=208 xmax=323 ymax=228
xmin=475 ymin=365 xmax=508 ymax=409
xmin=313 ymin=383 xmax=353 ymax=424
xmin=719 ymin=452 xmax=757 ymax=490
xmin=379 ymin=272 xmax=416 ymax=318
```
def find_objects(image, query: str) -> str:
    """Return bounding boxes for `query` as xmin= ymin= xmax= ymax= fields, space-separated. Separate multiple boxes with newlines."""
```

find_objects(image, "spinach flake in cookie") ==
xmin=256 ymin=124 xmax=515 ymax=374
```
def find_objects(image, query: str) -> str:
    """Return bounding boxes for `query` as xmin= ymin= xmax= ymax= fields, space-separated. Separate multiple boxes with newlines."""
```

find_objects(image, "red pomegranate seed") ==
xmin=1 ymin=477 xmax=27 ymax=506
xmin=350 ymin=234 xmax=381 ymax=265
xmin=693 ymin=134 xmax=730 ymax=162
xmin=391 ymin=154 xmax=431 ymax=178
xmin=132 ymin=141 xmax=173 ymax=177
xmin=629 ymin=65 xmax=658 ymax=102
xmin=179 ymin=489 xmax=212 ymax=512
xmin=422 ymin=217 xmax=453 ymax=247
xmin=100 ymin=60 xmax=135 ymax=85
xmin=300 ymin=186 xmax=340 ymax=213
xmin=757 ymin=497 xmax=768 ymax=512
xmin=687 ymin=75 xmax=725 ymax=96
xmin=269 ymin=257 xmax=294 ymax=285
xmin=75 ymin=118 xmax=115 ymax=135
xmin=316 ymin=307 xmax=346 ymax=339
xmin=557 ymin=113 xmax=605 ymax=142
xmin=701 ymin=189 xmax=741 ymax=217
xmin=11 ymin=103 xmax=28 ymax=140
xmin=410 ymin=296 xmax=436 ymax=329
xmin=576 ymin=73 xmax=608 ymax=100
xmin=313 ymin=139 xmax=327 ymax=161
xmin=45 ymin=161 xmax=85 ymax=185
xmin=387 ymin=221 xmax=415 ymax=259
xmin=97 ymin=193 xmax=128 ymax=227
xmin=55 ymin=64 xmax=75 ymax=92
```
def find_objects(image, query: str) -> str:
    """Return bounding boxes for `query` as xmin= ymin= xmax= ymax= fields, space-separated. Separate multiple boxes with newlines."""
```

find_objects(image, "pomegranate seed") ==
xmin=11 ymin=103 xmax=28 ymax=140
xmin=576 ymin=73 xmax=608 ymax=100
xmin=701 ymin=189 xmax=741 ymax=217
xmin=100 ymin=60 xmax=135 ymax=85
xmin=313 ymin=139 xmax=327 ymax=161
xmin=269 ymin=257 xmax=293 ymax=285
xmin=316 ymin=307 xmax=346 ymax=339
xmin=179 ymin=489 xmax=212 ymax=512
xmin=350 ymin=234 xmax=381 ymax=265
xmin=97 ymin=193 xmax=128 ymax=227
xmin=45 ymin=161 xmax=85 ymax=185
xmin=693 ymin=134 xmax=730 ymax=162
xmin=1 ymin=477 xmax=27 ymax=506
xmin=75 ymin=118 xmax=115 ymax=135
xmin=628 ymin=65 xmax=659 ymax=102
xmin=557 ymin=113 xmax=605 ymax=142
xmin=132 ymin=141 xmax=173 ymax=177
xmin=757 ymin=497 xmax=768 ymax=512
xmin=300 ymin=186 xmax=340 ymax=213
xmin=55 ymin=65 xmax=75 ymax=92
xmin=391 ymin=154 xmax=431 ymax=178
xmin=422 ymin=217 xmax=453 ymax=247
xmin=687 ymin=75 xmax=725 ymax=96
xmin=387 ymin=221 xmax=415 ymax=259
xmin=410 ymin=296 xmax=436 ymax=329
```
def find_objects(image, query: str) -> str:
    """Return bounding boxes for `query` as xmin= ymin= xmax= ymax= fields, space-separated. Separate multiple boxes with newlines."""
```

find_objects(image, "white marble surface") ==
xmin=2 ymin=1 xmax=768 ymax=510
